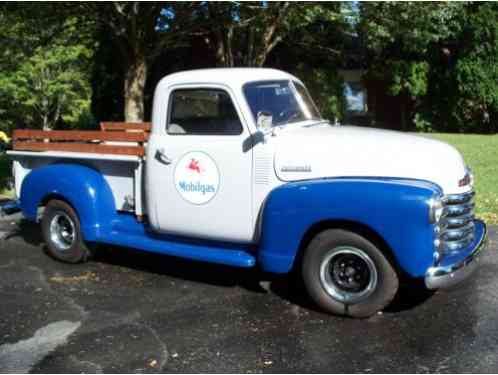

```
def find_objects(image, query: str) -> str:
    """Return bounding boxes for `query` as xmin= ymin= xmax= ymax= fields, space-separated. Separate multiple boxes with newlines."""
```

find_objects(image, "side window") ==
xmin=167 ymin=89 xmax=243 ymax=135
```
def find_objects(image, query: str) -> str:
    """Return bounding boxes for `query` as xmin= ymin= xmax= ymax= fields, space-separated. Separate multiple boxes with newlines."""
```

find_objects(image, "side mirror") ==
xmin=256 ymin=111 xmax=273 ymax=132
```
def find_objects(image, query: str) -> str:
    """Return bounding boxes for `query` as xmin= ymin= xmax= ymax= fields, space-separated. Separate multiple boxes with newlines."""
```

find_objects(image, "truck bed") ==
xmin=8 ymin=123 xmax=150 ymax=217
xmin=8 ymin=148 xmax=146 ymax=218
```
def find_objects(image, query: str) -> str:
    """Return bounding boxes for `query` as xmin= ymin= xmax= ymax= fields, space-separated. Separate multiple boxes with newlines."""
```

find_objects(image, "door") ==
xmin=147 ymin=86 xmax=254 ymax=243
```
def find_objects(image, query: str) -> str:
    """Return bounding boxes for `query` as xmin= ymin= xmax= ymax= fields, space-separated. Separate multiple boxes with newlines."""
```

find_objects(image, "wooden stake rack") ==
xmin=13 ymin=123 xmax=151 ymax=157
xmin=100 ymin=122 xmax=151 ymax=132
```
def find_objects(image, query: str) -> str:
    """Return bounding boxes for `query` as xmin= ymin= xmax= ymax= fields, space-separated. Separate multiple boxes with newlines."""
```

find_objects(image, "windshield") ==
xmin=243 ymin=80 xmax=322 ymax=126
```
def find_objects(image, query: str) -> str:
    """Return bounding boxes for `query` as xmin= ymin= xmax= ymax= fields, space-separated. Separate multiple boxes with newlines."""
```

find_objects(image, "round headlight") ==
xmin=429 ymin=197 xmax=444 ymax=224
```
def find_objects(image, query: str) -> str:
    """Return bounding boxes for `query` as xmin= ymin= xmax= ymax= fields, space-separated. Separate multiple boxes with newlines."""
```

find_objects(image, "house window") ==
xmin=344 ymin=81 xmax=367 ymax=114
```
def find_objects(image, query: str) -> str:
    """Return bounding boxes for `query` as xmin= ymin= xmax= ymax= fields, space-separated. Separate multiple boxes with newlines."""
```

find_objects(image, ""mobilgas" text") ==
xmin=178 ymin=181 xmax=216 ymax=195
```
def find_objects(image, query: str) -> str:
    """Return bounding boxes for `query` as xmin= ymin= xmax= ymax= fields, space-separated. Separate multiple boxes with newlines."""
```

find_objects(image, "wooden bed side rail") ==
xmin=13 ymin=142 xmax=145 ymax=156
xmin=100 ymin=122 xmax=152 ymax=132
xmin=13 ymin=129 xmax=148 ymax=142
xmin=12 ymin=129 xmax=146 ymax=156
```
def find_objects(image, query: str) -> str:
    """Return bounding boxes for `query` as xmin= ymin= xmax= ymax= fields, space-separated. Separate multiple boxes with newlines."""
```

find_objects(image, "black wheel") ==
xmin=302 ymin=229 xmax=399 ymax=318
xmin=41 ymin=200 xmax=92 ymax=263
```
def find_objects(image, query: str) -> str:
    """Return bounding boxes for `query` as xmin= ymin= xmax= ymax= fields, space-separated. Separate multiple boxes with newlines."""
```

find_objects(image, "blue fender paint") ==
xmin=20 ymin=163 xmax=117 ymax=241
xmin=258 ymin=178 xmax=441 ymax=277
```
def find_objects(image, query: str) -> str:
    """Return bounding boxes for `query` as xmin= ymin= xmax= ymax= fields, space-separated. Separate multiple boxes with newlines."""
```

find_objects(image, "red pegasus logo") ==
xmin=187 ymin=158 xmax=202 ymax=174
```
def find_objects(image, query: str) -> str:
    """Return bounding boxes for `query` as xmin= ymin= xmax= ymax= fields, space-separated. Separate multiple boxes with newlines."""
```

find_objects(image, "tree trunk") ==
xmin=225 ymin=26 xmax=234 ymax=67
xmin=214 ymin=29 xmax=226 ymax=66
xmin=245 ymin=28 xmax=255 ymax=66
xmin=42 ymin=114 xmax=50 ymax=143
xmin=400 ymin=100 xmax=407 ymax=131
xmin=42 ymin=115 xmax=50 ymax=131
xmin=124 ymin=53 xmax=147 ymax=122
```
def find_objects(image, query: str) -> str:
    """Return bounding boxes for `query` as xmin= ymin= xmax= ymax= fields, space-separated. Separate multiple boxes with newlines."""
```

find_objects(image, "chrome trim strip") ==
xmin=441 ymin=222 xmax=475 ymax=241
xmin=446 ymin=213 xmax=474 ymax=228
xmin=425 ymin=220 xmax=487 ymax=290
xmin=443 ymin=190 xmax=475 ymax=204
xmin=444 ymin=236 xmax=474 ymax=251
xmin=444 ymin=202 xmax=475 ymax=217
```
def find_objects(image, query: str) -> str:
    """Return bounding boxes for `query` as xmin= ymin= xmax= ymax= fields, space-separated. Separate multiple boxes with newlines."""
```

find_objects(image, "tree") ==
xmin=75 ymin=2 xmax=201 ymax=122
xmin=359 ymin=2 xmax=498 ymax=133
xmin=360 ymin=2 xmax=463 ymax=131
xmin=0 ymin=4 xmax=95 ymax=131
xmin=274 ymin=2 xmax=355 ymax=121
xmin=452 ymin=3 xmax=498 ymax=131
xmin=0 ymin=44 xmax=93 ymax=130
xmin=293 ymin=64 xmax=346 ymax=122
xmin=202 ymin=2 xmax=344 ymax=67
xmin=203 ymin=2 xmax=291 ymax=67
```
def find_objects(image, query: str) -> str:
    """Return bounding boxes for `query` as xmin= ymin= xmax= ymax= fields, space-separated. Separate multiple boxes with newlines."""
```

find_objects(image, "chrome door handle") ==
xmin=155 ymin=148 xmax=172 ymax=164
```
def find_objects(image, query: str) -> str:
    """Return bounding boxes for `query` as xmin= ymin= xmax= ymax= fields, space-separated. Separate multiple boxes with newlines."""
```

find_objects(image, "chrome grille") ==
xmin=439 ymin=190 xmax=475 ymax=254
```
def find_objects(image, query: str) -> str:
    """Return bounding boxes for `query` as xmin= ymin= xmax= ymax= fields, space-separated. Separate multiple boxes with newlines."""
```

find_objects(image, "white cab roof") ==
xmin=156 ymin=68 xmax=300 ymax=90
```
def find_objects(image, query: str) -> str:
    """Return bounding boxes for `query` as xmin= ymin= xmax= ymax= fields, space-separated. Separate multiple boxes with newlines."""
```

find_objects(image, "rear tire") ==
xmin=302 ymin=229 xmax=399 ymax=318
xmin=41 ymin=200 xmax=92 ymax=263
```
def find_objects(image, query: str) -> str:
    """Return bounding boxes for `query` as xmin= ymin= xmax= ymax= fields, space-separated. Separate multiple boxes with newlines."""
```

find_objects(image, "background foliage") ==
xmin=0 ymin=2 xmax=496 ymax=133
xmin=361 ymin=2 xmax=498 ymax=133
xmin=0 ymin=4 xmax=95 ymax=131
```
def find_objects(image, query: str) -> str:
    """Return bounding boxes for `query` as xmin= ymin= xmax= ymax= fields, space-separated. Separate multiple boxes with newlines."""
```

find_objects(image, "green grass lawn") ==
xmin=429 ymin=133 xmax=498 ymax=225
xmin=0 ymin=133 xmax=496 ymax=224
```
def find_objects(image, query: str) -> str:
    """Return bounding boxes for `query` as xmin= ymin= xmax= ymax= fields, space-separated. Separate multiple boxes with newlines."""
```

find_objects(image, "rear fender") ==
xmin=20 ymin=163 xmax=117 ymax=241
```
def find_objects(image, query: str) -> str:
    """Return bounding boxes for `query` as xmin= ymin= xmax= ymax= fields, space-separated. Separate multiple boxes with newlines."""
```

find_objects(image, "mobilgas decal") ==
xmin=174 ymin=151 xmax=220 ymax=205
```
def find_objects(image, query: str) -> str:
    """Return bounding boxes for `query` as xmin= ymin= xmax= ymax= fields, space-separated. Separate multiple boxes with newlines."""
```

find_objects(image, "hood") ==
xmin=274 ymin=124 xmax=469 ymax=195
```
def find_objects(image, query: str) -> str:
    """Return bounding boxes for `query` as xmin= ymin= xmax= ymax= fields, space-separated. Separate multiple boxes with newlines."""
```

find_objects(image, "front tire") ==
xmin=41 ymin=200 xmax=92 ymax=263
xmin=302 ymin=229 xmax=399 ymax=318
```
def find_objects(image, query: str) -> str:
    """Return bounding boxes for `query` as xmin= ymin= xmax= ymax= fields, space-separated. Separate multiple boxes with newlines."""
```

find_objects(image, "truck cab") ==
xmin=146 ymin=69 xmax=326 ymax=243
xmin=7 ymin=68 xmax=487 ymax=317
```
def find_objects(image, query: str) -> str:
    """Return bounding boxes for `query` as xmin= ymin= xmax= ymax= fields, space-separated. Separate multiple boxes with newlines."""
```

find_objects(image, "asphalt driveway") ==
xmin=0 ymin=216 xmax=497 ymax=373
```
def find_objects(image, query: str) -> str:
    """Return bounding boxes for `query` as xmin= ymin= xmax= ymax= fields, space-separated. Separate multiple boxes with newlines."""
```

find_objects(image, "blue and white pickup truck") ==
xmin=6 ymin=68 xmax=487 ymax=317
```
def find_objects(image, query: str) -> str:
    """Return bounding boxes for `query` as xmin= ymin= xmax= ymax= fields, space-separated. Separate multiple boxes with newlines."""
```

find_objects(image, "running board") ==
xmin=98 ymin=216 xmax=256 ymax=268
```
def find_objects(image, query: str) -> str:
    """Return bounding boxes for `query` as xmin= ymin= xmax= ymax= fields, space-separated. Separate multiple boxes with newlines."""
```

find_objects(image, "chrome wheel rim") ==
xmin=49 ymin=212 xmax=76 ymax=251
xmin=319 ymin=247 xmax=378 ymax=304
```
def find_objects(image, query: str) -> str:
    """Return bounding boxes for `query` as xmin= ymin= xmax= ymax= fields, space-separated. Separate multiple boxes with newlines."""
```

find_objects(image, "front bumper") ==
xmin=425 ymin=219 xmax=487 ymax=289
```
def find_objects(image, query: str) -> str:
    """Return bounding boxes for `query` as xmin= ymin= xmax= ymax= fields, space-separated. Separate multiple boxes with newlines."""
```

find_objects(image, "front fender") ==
xmin=20 ymin=163 xmax=117 ymax=241
xmin=258 ymin=178 xmax=442 ymax=278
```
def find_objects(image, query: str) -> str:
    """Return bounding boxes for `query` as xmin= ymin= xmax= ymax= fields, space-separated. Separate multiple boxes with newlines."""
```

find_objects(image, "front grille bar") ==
xmin=443 ymin=190 xmax=476 ymax=204
xmin=445 ymin=236 xmax=474 ymax=252
xmin=446 ymin=213 xmax=474 ymax=228
xmin=444 ymin=202 xmax=475 ymax=217
xmin=441 ymin=222 xmax=475 ymax=241
xmin=438 ymin=189 xmax=475 ymax=254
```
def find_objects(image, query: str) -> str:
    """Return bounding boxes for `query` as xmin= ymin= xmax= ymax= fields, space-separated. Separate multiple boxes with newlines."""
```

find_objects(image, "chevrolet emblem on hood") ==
xmin=281 ymin=165 xmax=312 ymax=172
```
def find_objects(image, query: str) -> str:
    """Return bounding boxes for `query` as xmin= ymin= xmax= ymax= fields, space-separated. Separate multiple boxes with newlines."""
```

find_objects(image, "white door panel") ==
xmin=147 ymin=86 xmax=254 ymax=243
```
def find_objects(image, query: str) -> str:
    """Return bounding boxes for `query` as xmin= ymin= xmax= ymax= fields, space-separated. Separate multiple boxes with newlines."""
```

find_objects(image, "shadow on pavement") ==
xmin=93 ymin=244 xmax=433 ymax=315
xmin=8 ymin=218 xmax=435 ymax=315
xmin=385 ymin=283 xmax=435 ymax=313
xmin=93 ymin=244 xmax=271 ymax=293
xmin=4 ymin=218 xmax=44 ymax=247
